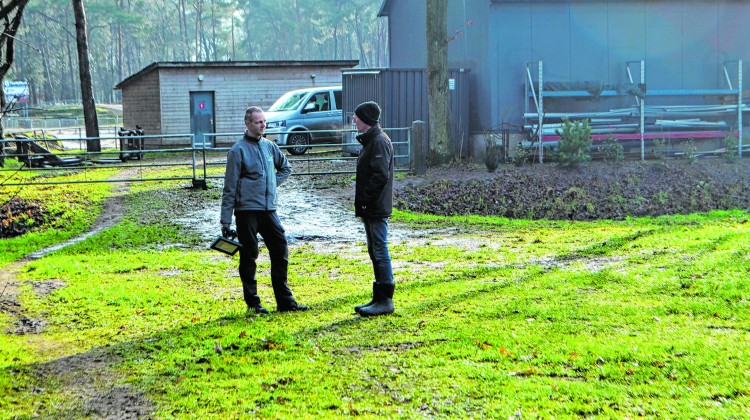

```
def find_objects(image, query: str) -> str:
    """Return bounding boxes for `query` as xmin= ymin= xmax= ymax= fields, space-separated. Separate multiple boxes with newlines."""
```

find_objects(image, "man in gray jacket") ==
xmin=221 ymin=106 xmax=309 ymax=314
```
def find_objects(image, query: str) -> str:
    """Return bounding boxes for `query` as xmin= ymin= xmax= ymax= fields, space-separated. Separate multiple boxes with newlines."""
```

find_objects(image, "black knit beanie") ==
xmin=354 ymin=101 xmax=381 ymax=126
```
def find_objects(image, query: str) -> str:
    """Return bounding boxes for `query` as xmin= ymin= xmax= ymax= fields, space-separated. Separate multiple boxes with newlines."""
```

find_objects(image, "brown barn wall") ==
xmin=121 ymin=71 xmax=161 ymax=148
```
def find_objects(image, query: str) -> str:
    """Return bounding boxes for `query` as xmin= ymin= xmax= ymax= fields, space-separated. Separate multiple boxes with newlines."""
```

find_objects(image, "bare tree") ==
xmin=193 ymin=0 xmax=202 ymax=60
xmin=0 ymin=0 xmax=30 ymax=167
xmin=72 ymin=0 xmax=100 ymax=151
xmin=426 ymin=0 xmax=450 ymax=165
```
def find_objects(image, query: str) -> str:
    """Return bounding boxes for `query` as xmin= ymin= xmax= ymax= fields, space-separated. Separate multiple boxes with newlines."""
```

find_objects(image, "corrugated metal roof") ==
xmin=115 ymin=60 xmax=359 ymax=90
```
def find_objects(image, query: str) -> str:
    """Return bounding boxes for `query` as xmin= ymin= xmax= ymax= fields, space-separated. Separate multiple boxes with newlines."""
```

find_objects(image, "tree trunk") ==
xmin=117 ymin=0 xmax=123 ymax=86
xmin=0 ymin=0 xmax=30 ymax=167
xmin=194 ymin=0 xmax=202 ymax=60
xmin=72 ymin=0 xmax=100 ymax=151
xmin=210 ymin=1 xmax=217 ymax=61
xmin=179 ymin=0 xmax=188 ymax=59
xmin=64 ymin=7 xmax=76 ymax=101
xmin=353 ymin=10 xmax=369 ymax=68
xmin=426 ymin=0 xmax=451 ymax=165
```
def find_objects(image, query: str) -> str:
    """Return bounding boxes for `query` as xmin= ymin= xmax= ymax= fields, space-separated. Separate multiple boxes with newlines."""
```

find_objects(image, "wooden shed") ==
xmin=114 ymin=60 xmax=358 ymax=148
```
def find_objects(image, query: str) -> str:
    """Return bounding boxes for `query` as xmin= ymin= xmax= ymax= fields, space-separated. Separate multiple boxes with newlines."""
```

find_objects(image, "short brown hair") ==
xmin=244 ymin=106 xmax=263 ymax=122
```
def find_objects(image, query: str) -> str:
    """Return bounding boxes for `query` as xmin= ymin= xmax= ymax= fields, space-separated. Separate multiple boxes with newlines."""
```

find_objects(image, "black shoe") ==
xmin=277 ymin=302 xmax=310 ymax=312
xmin=247 ymin=305 xmax=269 ymax=315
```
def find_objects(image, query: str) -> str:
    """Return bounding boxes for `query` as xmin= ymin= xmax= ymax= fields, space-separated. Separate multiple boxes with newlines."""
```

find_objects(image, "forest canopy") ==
xmin=10 ymin=0 xmax=387 ymax=104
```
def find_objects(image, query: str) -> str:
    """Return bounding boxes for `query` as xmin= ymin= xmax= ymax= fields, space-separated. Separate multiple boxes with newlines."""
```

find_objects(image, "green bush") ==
xmin=652 ymin=138 xmax=667 ymax=160
xmin=602 ymin=137 xmax=625 ymax=162
xmin=556 ymin=118 xmax=592 ymax=167
xmin=723 ymin=133 xmax=739 ymax=162
xmin=511 ymin=144 xmax=531 ymax=167
xmin=684 ymin=139 xmax=697 ymax=164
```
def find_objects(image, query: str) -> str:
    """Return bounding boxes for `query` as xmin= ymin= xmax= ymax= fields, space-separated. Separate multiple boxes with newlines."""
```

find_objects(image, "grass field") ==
xmin=1 ymin=167 xmax=749 ymax=418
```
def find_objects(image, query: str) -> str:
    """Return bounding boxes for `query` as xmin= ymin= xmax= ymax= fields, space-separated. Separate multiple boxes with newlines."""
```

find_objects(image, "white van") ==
xmin=264 ymin=86 xmax=343 ymax=155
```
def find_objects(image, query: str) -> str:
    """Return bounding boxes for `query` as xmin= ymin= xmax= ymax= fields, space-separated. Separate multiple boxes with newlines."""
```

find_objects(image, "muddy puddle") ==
xmin=175 ymin=177 xmax=420 ymax=246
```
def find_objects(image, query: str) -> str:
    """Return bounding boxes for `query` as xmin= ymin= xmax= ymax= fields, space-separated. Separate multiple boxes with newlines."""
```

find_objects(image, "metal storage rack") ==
xmin=524 ymin=60 xmax=746 ymax=162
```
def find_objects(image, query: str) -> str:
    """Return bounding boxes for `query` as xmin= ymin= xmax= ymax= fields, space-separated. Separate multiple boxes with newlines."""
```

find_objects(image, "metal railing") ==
xmin=3 ymin=116 xmax=122 ymax=130
xmin=0 ymin=127 xmax=412 ymax=187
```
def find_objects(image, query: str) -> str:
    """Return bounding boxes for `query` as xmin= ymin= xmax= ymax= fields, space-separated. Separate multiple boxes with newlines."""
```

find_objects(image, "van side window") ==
xmin=309 ymin=92 xmax=330 ymax=112
xmin=333 ymin=90 xmax=343 ymax=110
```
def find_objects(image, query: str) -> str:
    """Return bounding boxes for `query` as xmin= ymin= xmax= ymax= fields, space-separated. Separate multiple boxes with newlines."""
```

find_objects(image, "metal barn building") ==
xmin=378 ymin=0 xmax=750 ymax=159
xmin=115 ymin=60 xmax=358 ymax=148
xmin=342 ymin=68 xmax=471 ymax=162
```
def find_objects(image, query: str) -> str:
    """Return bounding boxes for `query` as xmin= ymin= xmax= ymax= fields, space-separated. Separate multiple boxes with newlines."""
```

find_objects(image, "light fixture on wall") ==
xmin=310 ymin=74 xmax=316 ymax=85
xmin=197 ymin=74 xmax=205 ymax=82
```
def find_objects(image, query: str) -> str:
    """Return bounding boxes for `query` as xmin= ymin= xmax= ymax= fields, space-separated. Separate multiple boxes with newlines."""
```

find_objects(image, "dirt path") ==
xmin=1 ymin=168 xmax=155 ymax=418
xmin=0 ymin=170 xmax=133 ymax=332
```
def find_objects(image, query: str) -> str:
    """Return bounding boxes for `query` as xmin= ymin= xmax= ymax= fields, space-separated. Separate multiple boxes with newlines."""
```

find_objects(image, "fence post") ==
xmin=412 ymin=120 xmax=427 ymax=175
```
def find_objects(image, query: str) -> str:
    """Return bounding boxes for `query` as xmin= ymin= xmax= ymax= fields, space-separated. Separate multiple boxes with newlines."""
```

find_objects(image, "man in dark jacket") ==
xmin=352 ymin=101 xmax=395 ymax=317
xmin=221 ymin=106 xmax=309 ymax=314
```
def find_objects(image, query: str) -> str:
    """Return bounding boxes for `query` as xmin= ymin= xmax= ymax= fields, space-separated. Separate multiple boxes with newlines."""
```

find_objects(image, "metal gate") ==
xmin=0 ymin=127 xmax=412 ymax=187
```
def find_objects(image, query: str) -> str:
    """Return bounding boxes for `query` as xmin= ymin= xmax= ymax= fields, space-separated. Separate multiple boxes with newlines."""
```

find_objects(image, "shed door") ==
xmin=190 ymin=92 xmax=215 ymax=147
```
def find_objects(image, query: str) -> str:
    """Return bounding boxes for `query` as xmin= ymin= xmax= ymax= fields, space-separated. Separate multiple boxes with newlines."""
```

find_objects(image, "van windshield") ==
xmin=268 ymin=91 xmax=308 ymax=112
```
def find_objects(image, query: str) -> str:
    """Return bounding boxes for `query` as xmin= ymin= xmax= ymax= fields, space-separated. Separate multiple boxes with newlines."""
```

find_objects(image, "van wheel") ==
xmin=288 ymin=133 xmax=309 ymax=155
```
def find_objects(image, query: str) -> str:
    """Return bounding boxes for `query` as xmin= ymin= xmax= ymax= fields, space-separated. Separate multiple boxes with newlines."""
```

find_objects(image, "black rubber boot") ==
xmin=354 ymin=299 xmax=374 ymax=314
xmin=354 ymin=282 xmax=377 ymax=314
xmin=358 ymin=282 xmax=394 ymax=317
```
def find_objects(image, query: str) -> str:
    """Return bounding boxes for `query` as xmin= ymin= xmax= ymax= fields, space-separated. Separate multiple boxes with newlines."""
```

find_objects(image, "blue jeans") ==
xmin=362 ymin=217 xmax=393 ymax=284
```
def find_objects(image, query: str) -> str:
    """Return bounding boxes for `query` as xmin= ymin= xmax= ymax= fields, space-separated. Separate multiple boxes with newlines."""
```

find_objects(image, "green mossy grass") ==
xmin=1 ymin=177 xmax=748 ymax=418
xmin=0 ymin=164 xmax=118 ymax=267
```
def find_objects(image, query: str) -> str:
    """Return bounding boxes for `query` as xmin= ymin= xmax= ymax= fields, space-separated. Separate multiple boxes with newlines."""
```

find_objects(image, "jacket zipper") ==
xmin=257 ymin=142 xmax=270 ymax=210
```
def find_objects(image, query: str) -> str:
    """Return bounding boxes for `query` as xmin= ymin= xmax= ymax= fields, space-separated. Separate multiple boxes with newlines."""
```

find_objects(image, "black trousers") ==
xmin=235 ymin=210 xmax=295 ymax=307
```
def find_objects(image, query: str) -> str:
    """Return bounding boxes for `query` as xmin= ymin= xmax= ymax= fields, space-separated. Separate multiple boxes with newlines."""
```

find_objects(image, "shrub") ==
xmin=652 ymin=138 xmax=667 ymax=160
xmin=484 ymin=132 xmax=503 ymax=172
xmin=602 ymin=137 xmax=625 ymax=162
xmin=556 ymin=118 xmax=592 ymax=167
xmin=0 ymin=197 xmax=50 ymax=238
xmin=684 ymin=139 xmax=697 ymax=164
xmin=511 ymin=143 xmax=531 ymax=167
xmin=723 ymin=134 xmax=739 ymax=162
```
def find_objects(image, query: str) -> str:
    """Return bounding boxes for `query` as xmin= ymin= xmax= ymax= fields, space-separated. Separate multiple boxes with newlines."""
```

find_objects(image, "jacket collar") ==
xmin=244 ymin=132 xmax=261 ymax=143
xmin=356 ymin=124 xmax=381 ymax=146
